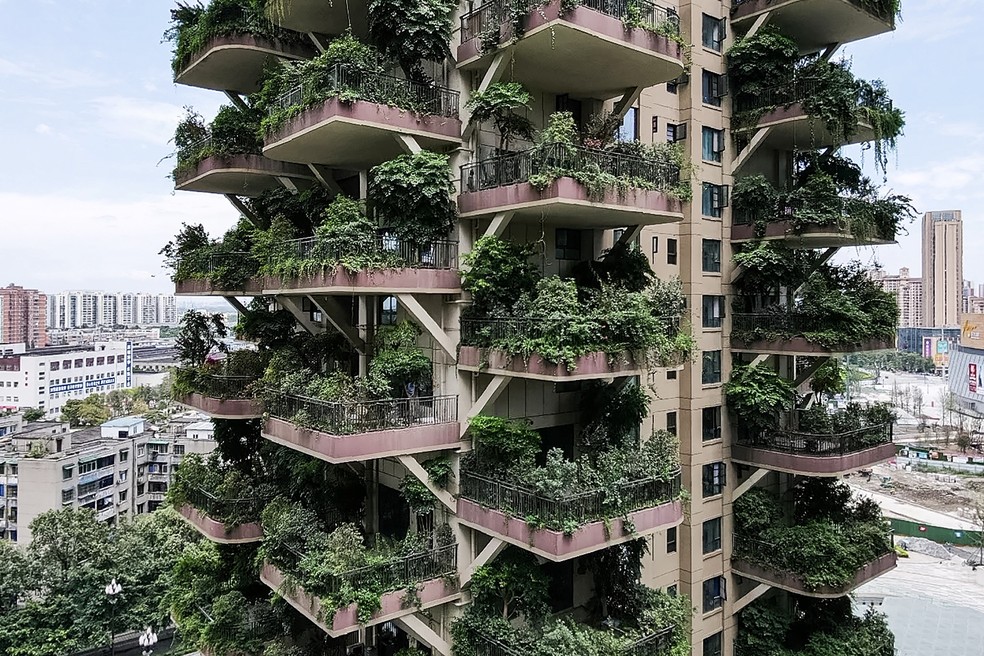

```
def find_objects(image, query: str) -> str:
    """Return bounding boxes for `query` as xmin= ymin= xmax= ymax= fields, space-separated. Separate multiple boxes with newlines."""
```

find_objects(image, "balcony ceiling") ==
xmin=265 ymin=0 xmax=368 ymax=37
xmin=175 ymin=38 xmax=314 ymax=94
xmin=732 ymin=0 xmax=894 ymax=54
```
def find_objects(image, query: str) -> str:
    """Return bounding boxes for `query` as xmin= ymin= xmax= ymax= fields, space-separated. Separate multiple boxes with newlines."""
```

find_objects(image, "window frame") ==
xmin=555 ymin=228 xmax=583 ymax=261
xmin=666 ymin=238 xmax=678 ymax=265
xmin=702 ymin=295 xmax=726 ymax=328
xmin=666 ymin=526 xmax=678 ymax=553
xmin=702 ymin=576 xmax=727 ymax=613
xmin=702 ymin=517 xmax=723 ymax=554
xmin=702 ymin=462 xmax=727 ymax=497
xmin=701 ymin=127 xmax=725 ymax=163
xmin=702 ymin=239 xmax=722 ymax=273
xmin=702 ymin=350 xmax=722 ymax=384
xmin=702 ymin=406 xmax=722 ymax=441
xmin=701 ymin=14 xmax=726 ymax=52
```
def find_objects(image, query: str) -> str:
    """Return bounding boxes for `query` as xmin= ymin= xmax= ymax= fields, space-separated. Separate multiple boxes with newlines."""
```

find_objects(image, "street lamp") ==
xmin=104 ymin=578 xmax=123 ymax=656
xmin=139 ymin=626 xmax=159 ymax=656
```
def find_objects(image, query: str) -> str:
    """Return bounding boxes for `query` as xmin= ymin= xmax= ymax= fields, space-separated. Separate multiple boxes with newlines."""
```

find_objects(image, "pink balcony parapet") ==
xmin=259 ymin=266 xmax=462 ymax=295
xmin=174 ymin=154 xmax=316 ymax=197
xmin=457 ymin=498 xmax=683 ymax=562
xmin=458 ymin=346 xmax=644 ymax=381
xmin=262 ymin=417 xmax=462 ymax=464
xmin=177 ymin=504 xmax=263 ymax=545
xmin=730 ymin=336 xmax=893 ymax=356
xmin=260 ymin=562 xmax=460 ymax=638
xmin=733 ymin=551 xmax=897 ymax=598
xmin=174 ymin=278 xmax=264 ymax=296
xmin=732 ymin=442 xmax=897 ymax=476
xmin=458 ymin=177 xmax=684 ymax=226
xmin=730 ymin=220 xmax=895 ymax=248
xmin=179 ymin=393 xmax=264 ymax=420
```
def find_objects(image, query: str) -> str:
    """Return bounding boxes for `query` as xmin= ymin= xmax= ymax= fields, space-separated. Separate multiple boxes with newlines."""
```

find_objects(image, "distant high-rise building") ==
xmin=0 ymin=285 xmax=47 ymax=348
xmin=922 ymin=210 xmax=963 ymax=327
xmin=47 ymin=291 xmax=178 ymax=328
xmin=871 ymin=267 xmax=924 ymax=328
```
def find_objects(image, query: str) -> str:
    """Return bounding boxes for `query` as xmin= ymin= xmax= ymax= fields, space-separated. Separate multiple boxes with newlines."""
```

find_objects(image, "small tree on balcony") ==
xmin=368 ymin=0 xmax=455 ymax=82
xmin=466 ymin=82 xmax=536 ymax=153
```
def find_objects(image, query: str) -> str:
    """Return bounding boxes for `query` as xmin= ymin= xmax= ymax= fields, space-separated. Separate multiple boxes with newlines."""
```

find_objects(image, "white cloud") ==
xmin=894 ymin=0 xmax=977 ymax=42
xmin=0 ymin=190 xmax=239 ymax=293
xmin=0 ymin=56 xmax=116 ymax=90
xmin=88 ymin=96 xmax=187 ymax=144
xmin=34 ymin=123 xmax=52 ymax=134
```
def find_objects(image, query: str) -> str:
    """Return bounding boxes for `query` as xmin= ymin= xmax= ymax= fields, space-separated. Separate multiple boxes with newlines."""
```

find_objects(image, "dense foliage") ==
xmin=724 ymin=363 xmax=798 ymax=435
xmin=369 ymin=151 xmax=456 ymax=242
xmin=171 ymin=104 xmax=263 ymax=180
xmin=851 ymin=349 xmax=936 ymax=373
xmin=0 ymin=509 xmax=196 ymax=656
xmin=734 ymin=480 xmax=893 ymax=590
xmin=367 ymin=0 xmax=455 ymax=81
xmin=168 ymin=453 xmax=276 ymax=527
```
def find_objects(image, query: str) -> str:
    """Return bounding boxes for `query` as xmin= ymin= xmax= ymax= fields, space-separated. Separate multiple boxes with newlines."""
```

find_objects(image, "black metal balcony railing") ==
xmin=472 ymin=626 xmax=674 ymax=656
xmin=459 ymin=469 xmax=681 ymax=527
xmin=176 ymin=133 xmax=261 ymax=167
xmin=461 ymin=142 xmax=681 ymax=194
xmin=461 ymin=0 xmax=680 ymax=42
xmin=734 ymin=75 xmax=894 ymax=118
xmin=460 ymin=315 xmax=681 ymax=347
xmin=737 ymin=422 xmax=893 ymax=456
xmin=198 ymin=374 xmax=257 ymax=399
xmin=731 ymin=312 xmax=818 ymax=338
xmin=730 ymin=0 xmax=896 ymax=23
xmin=285 ymin=235 xmax=459 ymax=269
xmin=208 ymin=251 xmax=256 ymax=273
xmin=732 ymin=198 xmax=831 ymax=227
xmin=270 ymin=64 xmax=460 ymax=120
xmin=267 ymin=393 xmax=458 ymax=435
xmin=186 ymin=485 xmax=267 ymax=525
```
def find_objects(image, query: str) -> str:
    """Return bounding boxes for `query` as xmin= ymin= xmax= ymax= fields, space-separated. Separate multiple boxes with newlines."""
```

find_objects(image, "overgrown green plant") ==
xmin=369 ymin=152 xmax=456 ymax=242
xmin=367 ymin=0 xmax=455 ymax=82
xmin=724 ymin=363 xmax=798 ymax=434
xmin=466 ymin=82 xmax=535 ymax=153
xmin=461 ymin=235 xmax=539 ymax=315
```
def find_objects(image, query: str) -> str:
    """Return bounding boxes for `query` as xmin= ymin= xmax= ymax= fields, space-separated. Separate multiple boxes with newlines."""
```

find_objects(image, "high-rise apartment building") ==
xmin=162 ymin=2 xmax=904 ymax=655
xmin=922 ymin=210 xmax=963 ymax=327
xmin=0 ymin=285 xmax=47 ymax=348
xmin=872 ymin=266 xmax=923 ymax=328
xmin=47 ymin=291 xmax=178 ymax=328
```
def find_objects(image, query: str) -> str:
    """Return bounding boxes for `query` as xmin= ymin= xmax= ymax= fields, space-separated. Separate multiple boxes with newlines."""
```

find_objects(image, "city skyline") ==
xmin=0 ymin=0 xmax=981 ymax=292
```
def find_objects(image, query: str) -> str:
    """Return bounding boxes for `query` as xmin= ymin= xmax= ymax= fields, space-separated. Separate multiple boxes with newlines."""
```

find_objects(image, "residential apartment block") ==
xmin=47 ymin=291 xmax=178 ymax=329
xmin=161 ymin=1 xmax=906 ymax=655
xmin=872 ymin=266 xmax=923 ymax=328
xmin=0 ymin=341 xmax=133 ymax=418
xmin=922 ymin=210 xmax=963 ymax=327
xmin=0 ymin=416 xmax=216 ymax=543
xmin=0 ymin=284 xmax=47 ymax=348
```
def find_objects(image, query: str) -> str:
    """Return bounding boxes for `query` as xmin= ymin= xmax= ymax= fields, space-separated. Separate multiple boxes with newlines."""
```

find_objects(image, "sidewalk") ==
xmin=851 ymin=486 xmax=978 ymax=531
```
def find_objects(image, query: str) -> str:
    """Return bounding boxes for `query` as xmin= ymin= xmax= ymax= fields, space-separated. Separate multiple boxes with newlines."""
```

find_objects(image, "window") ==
xmin=702 ymin=183 xmax=729 ymax=218
xmin=96 ymin=357 xmax=105 ymax=365
xmin=62 ymin=488 xmax=75 ymax=503
xmin=555 ymin=229 xmax=583 ymax=260
xmin=703 ymin=517 xmax=722 ymax=554
xmin=85 ymin=358 xmax=94 ymax=367
xmin=74 ymin=359 xmax=83 ymax=368
xmin=667 ymin=370 xmax=677 ymax=380
xmin=652 ymin=236 xmax=659 ymax=257
xmin=7 ymin=486 xmax=16 ymax=499
xmin=666 ymin=238 xmax=678 ymax=265
xmin=666 ymin=411 xmax=677 ymax=436
xmin=702 ymin=295 xmax=726 ymax=328
xmin=702 ymin=406 xmax=722 ymax=441
xmin=62 ymin=360 xmax=71 ymax=369
xmin=137 ymin=446 xmax=145 ymax=456
xmin=703 ymin=632 xmax=723 ymax=656
xmin=702 ymin=240 xmax=722 ymax=273
xmin=702 ymin=350 xmax=722 ymax=384
xmin=666 ymin=584 xmax=678 ymax=597
xmin=701 ymin=127 xmax=725 ymax=162
xmin=381 ymin=296 xmax=398 ymax=325
xmin=666 ymin=79 xmax=678 ymax=94
xmin=618 ymin=107 xmax=639 ymax=142
xmin=119 ymin=490 xmax=128 ymax=503
xmin=702 ymin=576 xmax=726 ymax=612
xmin=119 ymin=450 xmax=128 ymax=462
xmin=702 ymin=462 xmax=726 ymax=497
xmin=701 ymin=14 xmax=726 ymax=51
xmin=666 ymin=526 xmax=677 ymax=553
xmin=79 ymin=461 xmax=97 ymax=475
xmin=50 ymin=362 xmax=60 ymax=371
xmin=107 ymin=356 xmax=115 ymax=364
xmin=173 ymin=444 xmax=186 ymax=456
xmin=702 ymin=71 xmax=726 ymax=106
xmin=62 ymin=466 xmax=74 ymax=480
xmin=666 ymin=122 xmax=687 ymax=143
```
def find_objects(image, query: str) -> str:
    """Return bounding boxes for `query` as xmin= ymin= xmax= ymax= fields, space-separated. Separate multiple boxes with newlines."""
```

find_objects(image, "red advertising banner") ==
xmin=970 ymin=363 xmax=978 ymax=394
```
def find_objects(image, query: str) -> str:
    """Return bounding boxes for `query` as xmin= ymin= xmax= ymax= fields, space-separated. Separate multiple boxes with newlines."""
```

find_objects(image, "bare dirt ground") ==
xmin=848 ymin=462 xmax=984 ymax=522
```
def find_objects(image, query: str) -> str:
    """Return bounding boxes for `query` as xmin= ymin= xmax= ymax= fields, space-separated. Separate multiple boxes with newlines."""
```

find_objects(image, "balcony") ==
xmin=457 ymin=469 xmax=682 ymax=561
xmin=179 ymin=375 xmax=264 ymax=419
xmin=733 ymin=422 xmax=895 ymax=475
xmin=458 ymin=0 xmax=684 ymax=97
xmin=258 ymin=236 xmax=461 ymax=295
xmin=263 ymin=0 xmax=368 ymax=38
xmin=174 ymin=253 xmax=264 ymax=296
xmin=260 ymin=544 xmax=459 ymax=637
xmin=731 ymin=0 xmax=896 ymax=54
xmin=176 ymin=487 xmax=264 ymax=545
xmin=733 ymin=536 xmax=897 ymax=597
xmin=96 ymin=507 xmax=116 ymax=522
xmin=174 ymin=136 xmax=318 ymax=197
xmin=458 ymin=315 xmax=685 ymax=381
xmin=173 ymin=9 xmax=316 ymax=94
xmin=262 ymin=393 xmax=461 ymax=463
xmin=731 ymin=202 xmax=898 ymax=249
xmin=458 ymin=144 xmax=685 ymax=228
xmin=262 ymin=65 xmax=461 ymax=169
xmin=472 ymin=626 xmax=676 ymax=656
xmin=731 ymin=313 xmax=893 ymax=355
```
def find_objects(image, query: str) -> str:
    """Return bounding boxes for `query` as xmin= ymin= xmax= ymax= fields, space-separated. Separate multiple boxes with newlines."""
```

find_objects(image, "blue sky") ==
xmin=0 ymin=0 xmax=979 ymax=294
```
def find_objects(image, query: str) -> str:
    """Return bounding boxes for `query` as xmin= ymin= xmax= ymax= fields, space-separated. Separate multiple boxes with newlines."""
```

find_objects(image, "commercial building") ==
xmin=0 ymin=341 xmax=133 ymax=418
xmin=0 ymin=415 xmax=216 ymax=543
xmin=872 ymin=266 xmax=924 ymax=328
xmin=922 ymin=210 xmax=963 ymax=328
xmin=0 ymin=284 xmax=47 ymax=348
xmin=47 ymin=292 xmax=178 ymax=329
xmin=162 ymin=2 xmax=905 ymax=655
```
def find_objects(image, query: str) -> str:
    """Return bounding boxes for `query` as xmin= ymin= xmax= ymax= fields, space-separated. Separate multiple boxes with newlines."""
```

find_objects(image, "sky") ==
xmin=0 ymin=0 xmax=980 ymax=295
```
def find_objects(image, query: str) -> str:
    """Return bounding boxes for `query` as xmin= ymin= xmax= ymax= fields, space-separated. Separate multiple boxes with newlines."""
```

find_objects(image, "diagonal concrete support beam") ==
xmin=395 ymin=615 xmax=452 ymax=656
xmin=308 ymin=295 xmax=366 ymax=353
xmin=820 ymin=42 xmax=841 ymax=61
xmin=395 ymin=133 xmax=423 ymax=155
xmin=483 ymin=211 xmax=514 ymax=239
xmin=222 ymin=295 xmax=249 ymax=315
xmin=224 ymin=91 xmax=249 ymax=111
xmin=744 ymin=12 xmax=772 ymax=40
xmin=733 ymin=582 xmax=770 ymax=612
xmin=611 ymin=225 xmax=642 ymax=251
xmin=307 ymin=164 xmax=343 ymax=195
xmin=397 ymin=294 xmax=455 ymax=358
xmin=793 ymin=248 xmax=838 ymax=297
xmin=793 ymin=355 xmax=830 ymax=387
xmin=733 ymin=127 xmax=771 ymax=172
xmin=462 ymin=375 xmax=510 ymax=437
xmin=276 ymin=295 xmax=319 ymax=335
xmin=462 ymin=538 xmax=507 ymax=587
xmin=733 ymin=467 xmax=768 ymax=500
xmin=749 ymin=354 xmax=772 ymax=368
xmin=462 ymin=50 xmax=512 ymax=142
xmin=224 ymin=194 xmax=262 ymax=227
xmin=398 ymin=455 xmax=456 ymax=512
xmin=277 ymin=176 xmax=299 ymax=193
xmin=612 ymin=87 xmax=644 ymax=121
xmin=307 ymin=32 xmax=329 ymax=53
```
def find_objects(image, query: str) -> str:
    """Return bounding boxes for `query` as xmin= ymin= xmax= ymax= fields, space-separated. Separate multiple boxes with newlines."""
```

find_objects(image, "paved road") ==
xmin=851 ymin=486 xmax=979 ymax=530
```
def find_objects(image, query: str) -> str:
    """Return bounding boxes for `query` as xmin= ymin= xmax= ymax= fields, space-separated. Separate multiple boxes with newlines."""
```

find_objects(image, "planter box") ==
xmin=457 ymin=346 xmax=646 ymax=381
xmin=179 ymin=393 xmax=264 ymax=419
xmin=732 ymin=551 xmax=897 ymax=598
xmin=732 ymin=442 xmax=897 ymax=476
xmin=177 ymin=504 xmax=262 ymax=545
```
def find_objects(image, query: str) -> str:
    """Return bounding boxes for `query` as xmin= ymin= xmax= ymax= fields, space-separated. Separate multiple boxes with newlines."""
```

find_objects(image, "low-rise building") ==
xmin=0 ymin=415 xmax=216 ymax=543
xmin=0 ymin=341 xmax=133 ymax=418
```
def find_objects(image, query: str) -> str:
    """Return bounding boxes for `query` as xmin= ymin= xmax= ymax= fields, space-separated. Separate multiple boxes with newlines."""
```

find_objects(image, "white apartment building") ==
xmin=47 ymin=292 xmax=178 ymax=329
xmin=0 ymin=416 xmax=216 ymax=543
xmin=0 ymin=341 xmax=133 ymax=417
